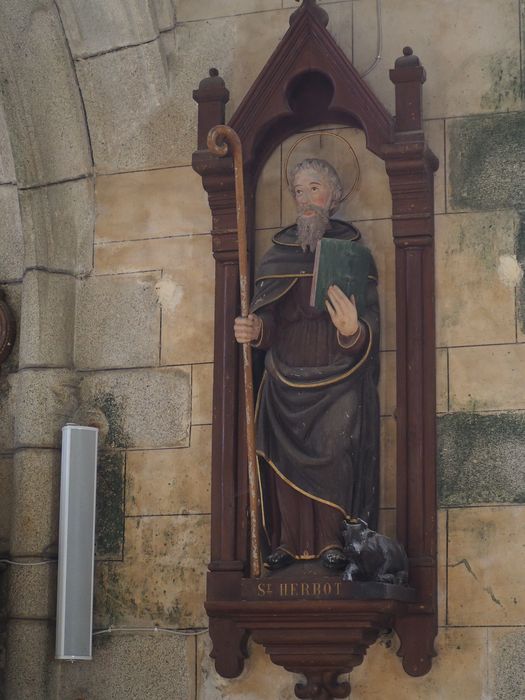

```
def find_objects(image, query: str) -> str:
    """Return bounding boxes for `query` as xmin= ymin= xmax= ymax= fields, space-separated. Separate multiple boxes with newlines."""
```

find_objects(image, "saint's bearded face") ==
xmin=293 ymin=168 xmax=333 ymax=252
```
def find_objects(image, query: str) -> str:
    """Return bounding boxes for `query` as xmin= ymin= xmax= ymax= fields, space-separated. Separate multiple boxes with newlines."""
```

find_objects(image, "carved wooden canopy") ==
xmin=192 ymin=1 xmax=438 ymax=697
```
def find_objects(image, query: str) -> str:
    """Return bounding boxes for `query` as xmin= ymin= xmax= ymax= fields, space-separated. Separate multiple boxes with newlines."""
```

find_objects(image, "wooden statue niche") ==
xmin=192 ymin=1 xmax=439 ymax=698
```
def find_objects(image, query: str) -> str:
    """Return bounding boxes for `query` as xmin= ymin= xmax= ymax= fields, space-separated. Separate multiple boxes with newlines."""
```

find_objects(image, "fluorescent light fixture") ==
xmin=56 ymin=424 xmax=99 ymax=661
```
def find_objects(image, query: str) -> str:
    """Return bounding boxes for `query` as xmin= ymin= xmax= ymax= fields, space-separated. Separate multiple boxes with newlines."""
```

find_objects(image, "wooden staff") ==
xmin=207 ymin=125 xmax=261 ymax=577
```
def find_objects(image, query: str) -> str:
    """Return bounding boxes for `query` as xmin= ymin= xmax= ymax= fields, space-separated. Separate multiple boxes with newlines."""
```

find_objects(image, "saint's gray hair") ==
xmin=290 ymin=158 xmax=344 ymax=215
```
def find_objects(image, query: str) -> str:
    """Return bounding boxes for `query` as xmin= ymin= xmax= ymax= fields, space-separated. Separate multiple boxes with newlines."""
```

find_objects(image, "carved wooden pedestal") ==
xmin=208 ymin=568 xmax=421 ymax=699
xmin=212 ymin=602 xmax=393 ymax=700
xmin=193 ymin=2 xmax=438 ymax=697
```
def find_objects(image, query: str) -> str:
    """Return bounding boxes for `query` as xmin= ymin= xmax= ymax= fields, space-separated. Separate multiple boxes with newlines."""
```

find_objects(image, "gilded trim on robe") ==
xmin=256 ymin=449 xmax=353 ymax=519
xmin=254 ymin=373 xmax=356 ymax=537
xmin=267 ymin=319 xmax=373 ymax=389
xmin=255 ymin=272 xmax=313 ymax=282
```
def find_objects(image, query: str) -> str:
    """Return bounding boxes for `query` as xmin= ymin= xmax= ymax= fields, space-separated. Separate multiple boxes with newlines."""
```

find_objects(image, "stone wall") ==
xmin=0 ymin=1 xmax=523 ymax=698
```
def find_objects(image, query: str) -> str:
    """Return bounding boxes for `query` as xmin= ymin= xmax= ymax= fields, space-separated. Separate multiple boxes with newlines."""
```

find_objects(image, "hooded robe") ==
xmin=251 ymin=219 xmax=380 ymax=559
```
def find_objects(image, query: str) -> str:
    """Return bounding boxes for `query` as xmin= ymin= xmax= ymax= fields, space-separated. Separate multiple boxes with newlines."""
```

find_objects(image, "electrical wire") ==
xmin=0 ymin=561 xmax=208 ymax=639
xmin=360 ymin=0 xmax=383 ymax=78
xmin=93 ymin=625 xmax=208 ymax=638
xmin=0 ymin=562 xmax=209 ymax=639
xmin=0 ymin=558 xmax=55 ymax=566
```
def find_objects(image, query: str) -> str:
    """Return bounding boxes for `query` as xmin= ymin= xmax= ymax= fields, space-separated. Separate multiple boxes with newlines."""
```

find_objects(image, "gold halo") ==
xmin=285 ymin=132 xmax=361 ymax=203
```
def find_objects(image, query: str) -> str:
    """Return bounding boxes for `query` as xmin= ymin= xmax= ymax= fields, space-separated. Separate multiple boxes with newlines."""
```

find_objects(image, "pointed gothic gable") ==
xmin=229 ymin=0 xmax=394 ymax=171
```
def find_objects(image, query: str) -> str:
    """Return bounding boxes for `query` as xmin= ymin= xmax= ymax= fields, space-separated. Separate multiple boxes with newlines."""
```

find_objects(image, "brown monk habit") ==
xmin=250 ymin=220 xmax=380 ymax=561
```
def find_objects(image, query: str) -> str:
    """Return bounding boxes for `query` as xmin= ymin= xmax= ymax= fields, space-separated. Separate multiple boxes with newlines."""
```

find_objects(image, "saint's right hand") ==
xmin=234 ymin=314 xmax=262 ymax=344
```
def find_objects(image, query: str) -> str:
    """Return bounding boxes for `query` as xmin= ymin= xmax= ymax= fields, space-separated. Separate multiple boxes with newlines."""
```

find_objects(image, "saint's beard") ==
xmin=296 ymin=205 xmax=330 ymax=252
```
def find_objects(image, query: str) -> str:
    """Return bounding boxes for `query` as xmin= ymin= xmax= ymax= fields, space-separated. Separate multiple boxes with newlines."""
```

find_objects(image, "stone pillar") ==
xmin=5 ymin=347 xmax=79 ymax=699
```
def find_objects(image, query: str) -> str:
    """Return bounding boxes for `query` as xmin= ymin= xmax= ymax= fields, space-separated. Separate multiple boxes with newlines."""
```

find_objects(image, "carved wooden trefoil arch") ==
xmin=192 ymin=1 xmax=439 ymax=697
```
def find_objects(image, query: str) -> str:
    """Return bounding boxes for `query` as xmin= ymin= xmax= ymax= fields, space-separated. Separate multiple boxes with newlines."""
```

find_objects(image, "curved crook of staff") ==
xmin=207 ymin=125 xmax=261 ymax=578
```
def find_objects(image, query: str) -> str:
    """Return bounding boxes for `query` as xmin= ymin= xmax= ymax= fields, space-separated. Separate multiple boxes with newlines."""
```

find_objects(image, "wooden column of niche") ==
xmin=192 ymin=70 xmax=249 ymax=678
xmin=386 ymin=47 xmax=438 ymax=676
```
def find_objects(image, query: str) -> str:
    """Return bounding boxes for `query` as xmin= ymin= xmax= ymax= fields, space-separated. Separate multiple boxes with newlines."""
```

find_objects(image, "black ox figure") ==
xmin=342 ymin=520 xmax=409 ymax=586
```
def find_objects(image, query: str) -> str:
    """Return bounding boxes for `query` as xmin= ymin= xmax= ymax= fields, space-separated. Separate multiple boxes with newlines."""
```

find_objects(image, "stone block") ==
xmin=517 ymin=216 xmax=525 ymax=341
xmin=448 ymin=505 xmax=525 ymax=625
xmin=0 ymin=282 xmax=22 ymax=374
xmin=0 ymin=185 xmax=24 ymax=282
xmin=378 ymin=350 xmax=395 ymax=417
xmin=151 ymin=0 xmax=175 ymax=32
xmin=5 ymin=619 xmax=54 ymax=700
xmin=10 ymin=449 xmax=60 ymax=556
xmin=50 ymin=632 xmax=195 ymax=700
xmin=168 ymin=10 xmax=290 ymax=166
xmin=19 ymin=178 xmax=95 ymax=274
xmin=14 ymin=369 xmax=79 ymax=449
xmin=449 ymin=344 xmax=525 ymax=412
xmin=522 ymin=0 xmax=525 ymax=95
xmin=76 ymin=39 xmax=178 ymax=173
xmin=350 ymin=626 xmax=487 ymax=699
xmin=358 ymin=219 xmax=395 ymax=352
xmin=197 ymin=635 xmax=297 ymax=700
xmin=177 ymin=0 xmax=282 ymax=22
xmin=75 ymin=271 xmax=161 ymax=370
xmin=126 ymin=425 xmax=211 ymax=516
xmin=18 ymin=271 xmax=76 ymax=369
xmin=447 ymin=112 xmax=525 ymax=212
xmin=7 ymin=562 xmax=56 ymax=619
xmin=94 ymin=235 xmax=215 ymax=366
xmin=354 ymin=0 xmax=521 ymax=119
xmin=425 ymin=118 xmax=446 ymax=215
xmin=0 ymin=457 xmax=11 ymax=550
xmin=436 ymin=211 xmax=518 ymax=348
xmin=0 ymin=101 xmax=16 ymax=184
xmin=379 ymin=416 xmax=395 ymax=509
xmin=79 ymin=367 xmax=191 ymax=449
xmin=436 ymin=348 xmax=448 ymax=414
xmin=95 ymin=167 xmax=211 ymax=243
xmin=95 ymin=450 xmax=125 ymax=559
xmin=447 ymin=114 xmax=525 ymax=341
xmin=438 ymin=412 xmax=525 ymax=507
xmin=94 ymin=514 xmax=210 ymax=628
xmin=0 ymin=0 xmax=92 ymax=187
xmin=77 ymin=7 xmax=300 ymax=171
xmin=488 ymin=628 xmax=525 ymax=700
xmin=192 ymin=363 xmax=213 ymax=425
xmin=0 ymin=373 xmax=16 ymax=450
xmin=56 ymin=0 xmax=159 ymax=58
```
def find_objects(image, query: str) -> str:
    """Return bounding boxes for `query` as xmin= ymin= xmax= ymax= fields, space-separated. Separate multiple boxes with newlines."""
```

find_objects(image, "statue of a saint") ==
xmin=234 ymin=158 xmax=379 ymax=571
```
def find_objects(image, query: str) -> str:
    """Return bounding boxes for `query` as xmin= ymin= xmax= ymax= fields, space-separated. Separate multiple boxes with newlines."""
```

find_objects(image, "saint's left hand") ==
xmin=325 ymin=285 xmax=359 ymax=336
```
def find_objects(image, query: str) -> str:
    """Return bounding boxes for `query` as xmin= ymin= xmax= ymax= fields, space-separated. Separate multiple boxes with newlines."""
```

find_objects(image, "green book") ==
xmin=310 ymin=238 xmax=371 ymax=315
